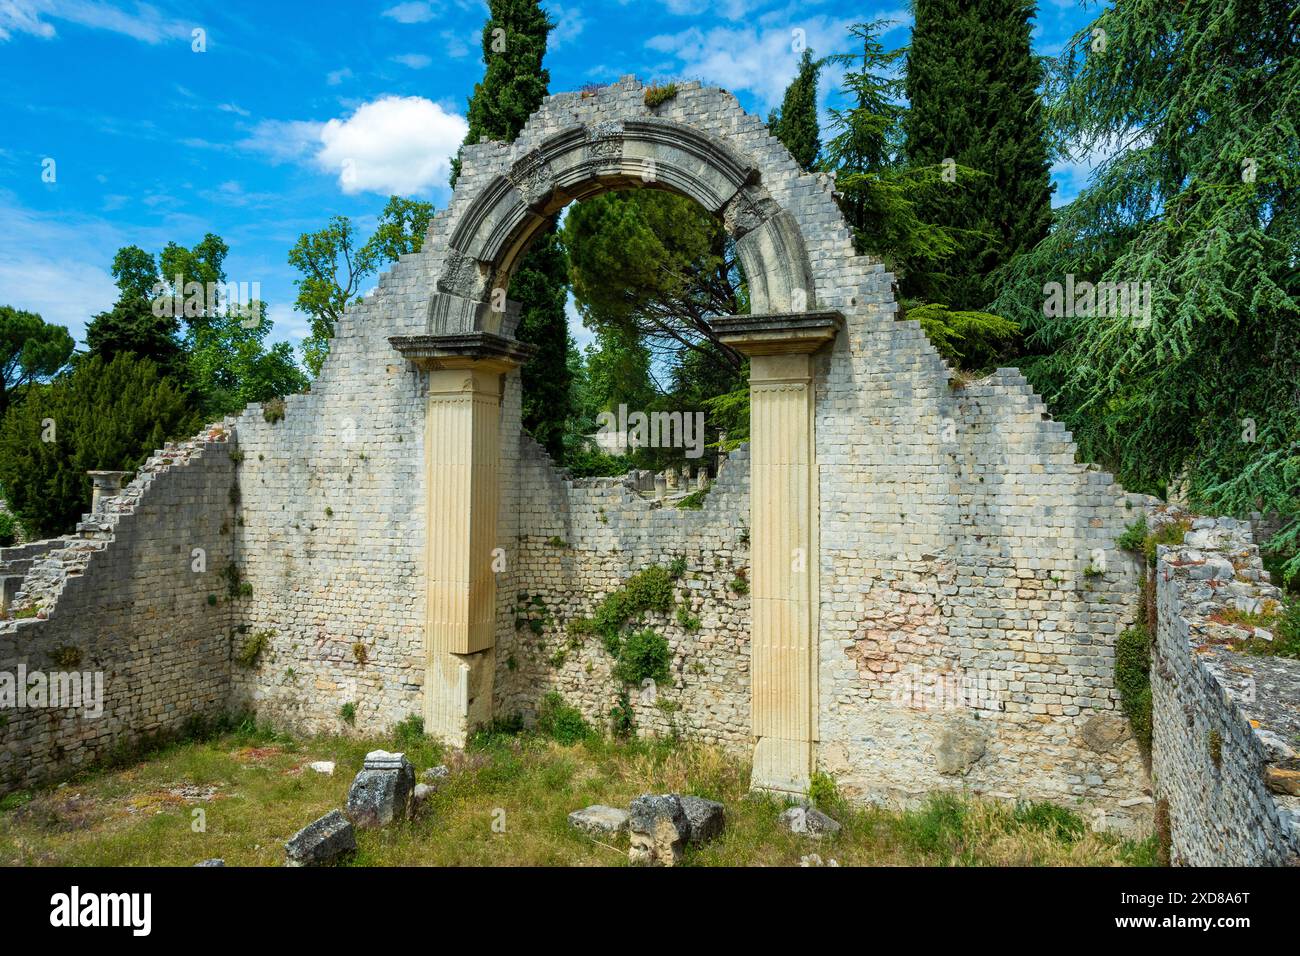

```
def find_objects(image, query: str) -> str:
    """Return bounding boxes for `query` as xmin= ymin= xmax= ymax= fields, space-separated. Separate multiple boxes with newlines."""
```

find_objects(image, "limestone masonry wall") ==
xmin=9 ymin=78 xmax=1290 ymax=859
xmin=1151 ymin=508 xmax=1300 ymax=865
xmin=0 ymin=425 xmax=237 ymax=791
xmin=495 ymin=438 xmax=752 ymax=744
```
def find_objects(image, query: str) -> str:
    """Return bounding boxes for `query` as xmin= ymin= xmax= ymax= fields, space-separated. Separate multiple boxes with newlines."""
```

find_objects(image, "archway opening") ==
xmin=521 ymin=184 xmax=753 ymax=484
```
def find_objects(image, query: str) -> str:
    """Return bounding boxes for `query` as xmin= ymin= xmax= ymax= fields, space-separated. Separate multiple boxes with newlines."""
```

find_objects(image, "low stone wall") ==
xmin=0 ymin=425 xmax=238 ymax=793
xmin=495 ymin=437 xmax=752 ymax=746
xmin=1151 ymin=508 xmax=1300 ymax=865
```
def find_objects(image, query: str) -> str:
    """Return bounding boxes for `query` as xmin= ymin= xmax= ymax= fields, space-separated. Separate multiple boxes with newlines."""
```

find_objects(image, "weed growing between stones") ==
xmin=610 ymin=690 xmax=636 ymax=739
xmin=234 ymin=629 xmax=272 ymax=668
xmin=567 ymin=563 xmax=680 ymax=655
xmin=643 ymin=82 xmax=678 ymax=108
xmin=1234 ymin=598 xmax=1300 ymax=660
xmin=48 ymin=646 xmax=82 ymax=668
xmin=612 ymin=629 xmax=671 ymax=685
xmin=675 ymin=488 xmax=708 ymax=510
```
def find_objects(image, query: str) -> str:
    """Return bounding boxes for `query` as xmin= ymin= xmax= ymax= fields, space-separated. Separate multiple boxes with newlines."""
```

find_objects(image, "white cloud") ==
xmin=0 ymin=192 xmax=125 ymax=342
xmin=548 ymin=2 xmax=587 ymax=49
xmin=0 ymin=0 xmax=193 ymax=44
xmin=238 ymin=118 xmax=326 ymax=164
xmin=326 ymin=67 xmax=353 ymax=86
xmin=646 ymin=17 xmax=858 ymax=108
xmin=0 ymin=0 xmax=56 ymax=40
xmin=381 ymin=1 xmax=434 ymax=24
xmin=391 ymin=52 xmax=432 ymax=69
xmin=441 ymin=29 xmax=472 ymax=58
xmin=619 ymin=0 xmax=759 ymax=19
xmin=218 ymin=102 xmax=250 ymax=117
xmin=315 ymin=96 xmax=468 ymax=196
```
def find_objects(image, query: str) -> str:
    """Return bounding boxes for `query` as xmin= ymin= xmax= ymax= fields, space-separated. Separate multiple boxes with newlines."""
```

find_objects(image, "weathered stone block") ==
xmin=779 ymin=805 xmax=841 ymax=837
xmin=628 ymin=794 xmax=690 ymax=866
xmin=935 ymin=724 xmax=988 ymax=775
xmin=284 ymin=809 xmax=356 ymax=867
xmin=679 ymin=795 xmax=725 ymax=844
xmin=1080 ymin=714 xmax=1128 ymax=753
xmin=568 ymin=805 xmax=630 ymax=836
xmin=346 ymin=750 xmax=416 ymax=829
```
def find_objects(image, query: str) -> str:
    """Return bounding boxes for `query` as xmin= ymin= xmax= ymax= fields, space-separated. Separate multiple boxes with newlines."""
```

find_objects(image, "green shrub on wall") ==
xmin=569 ymin=563 xmax=679 ymax=655
xmin=612 ymin=629 xmax=671 ymax=686
xmin=1115 ymin=625 xmax=1153 ymax=756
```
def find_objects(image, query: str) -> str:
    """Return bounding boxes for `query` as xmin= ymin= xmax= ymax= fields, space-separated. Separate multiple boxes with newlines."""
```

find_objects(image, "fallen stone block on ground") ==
xmin=568 ymin=805 xmax=630 ymax=836
xmin=285 ymin=809 xmax=356 ymax=867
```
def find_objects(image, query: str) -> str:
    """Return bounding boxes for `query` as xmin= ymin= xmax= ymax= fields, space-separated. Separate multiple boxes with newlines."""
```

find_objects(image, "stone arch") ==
xmin=427 ymin=117 xmax=817 ymax=335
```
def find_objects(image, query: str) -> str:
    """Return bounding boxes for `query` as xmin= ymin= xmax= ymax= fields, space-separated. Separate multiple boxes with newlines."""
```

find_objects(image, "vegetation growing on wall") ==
xmin=1115 ymin=625 xmax=1153 ymax=757
xmin=567 ymin=563 xmax=680 ymax=656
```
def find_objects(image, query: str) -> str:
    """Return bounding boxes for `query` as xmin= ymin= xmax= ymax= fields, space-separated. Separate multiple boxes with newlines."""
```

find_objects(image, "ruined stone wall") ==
xmin=493 ymin=438 xmax=752 ymax=745
xmin=1151 ymin=510 xmax=1300 ymax=865
xmin=816 ymin=318 xmax=1153 ymax=830
xmin=206 ymin=79 xmax=1153 ymax=824
xmin=0 ymin=427 xmax=237 ymax=792
xmin=2 ymin=79 xmax=1160 ymax=824
xmin=224 ymin=250 xmax=439 ymax=734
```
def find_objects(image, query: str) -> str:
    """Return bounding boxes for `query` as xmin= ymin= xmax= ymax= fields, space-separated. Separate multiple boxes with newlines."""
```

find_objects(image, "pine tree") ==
xmin=769 ymin=48 xmax=821 ymax=171
xmin=903 ymin=0 xmax=1053 ymax=310
xmin=453 ymin=0 xmax=572 ymax=460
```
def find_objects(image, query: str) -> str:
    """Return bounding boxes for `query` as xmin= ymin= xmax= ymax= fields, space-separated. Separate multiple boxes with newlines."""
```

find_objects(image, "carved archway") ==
xmin=423 ymin=117 xmax=818 ymax=337
xmin=391 ymin=101 xmax=837 ymax=795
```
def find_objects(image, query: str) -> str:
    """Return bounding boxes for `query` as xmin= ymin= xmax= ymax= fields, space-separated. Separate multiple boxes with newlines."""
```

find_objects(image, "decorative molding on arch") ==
xmin=432 ymin=116 xmax=819 ymax=331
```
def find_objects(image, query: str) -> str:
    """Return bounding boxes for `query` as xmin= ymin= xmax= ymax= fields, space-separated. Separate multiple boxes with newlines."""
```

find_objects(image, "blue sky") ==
xmin=0 ymin=0 xmax=1103 ymax=356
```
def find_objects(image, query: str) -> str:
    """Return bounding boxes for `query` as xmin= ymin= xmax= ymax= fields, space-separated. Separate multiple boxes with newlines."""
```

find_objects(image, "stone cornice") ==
xmin=712 ymin=311 xmax=843 ymax=356
xmin=388 ymin=332 xmax=536 ymax=372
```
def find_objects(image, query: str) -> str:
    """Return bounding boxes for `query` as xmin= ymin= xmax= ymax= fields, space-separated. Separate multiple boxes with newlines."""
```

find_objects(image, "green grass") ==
xmin=1233 ymin=597 xmax=1300 ymax=660
xmin=0 ymin=726 xmax=1156 ymax=867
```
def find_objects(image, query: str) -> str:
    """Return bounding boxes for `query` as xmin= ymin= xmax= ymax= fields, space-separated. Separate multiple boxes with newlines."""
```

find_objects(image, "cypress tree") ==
xmin=769 ymin=48 xmax=821 ymax=171
xmin=452 ymin=0 xmax=572 ymax=461
xmin=903 ymin=0 xmax=1053 ymax=310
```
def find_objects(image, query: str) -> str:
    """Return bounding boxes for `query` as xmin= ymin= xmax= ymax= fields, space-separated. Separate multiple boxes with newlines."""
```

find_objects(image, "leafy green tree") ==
xmin=509 ymin=230 xmax=571 ymax=458
xmin=0 ymin=305 xmax=74 ymax=417
xmin=289 ymin=197 xmax=433 ymax=375
xmin=450 ymin=0 xmax=553 ymax=188
xmin=0 ymin=354 xmax=199 ymax=536
xmin=989 ymin=0 xmax=1300 ymax=573
xmin=144 ymin=233 xmax=306 ymax=415
xmin=823 ymin=21 xmax=1016 ymax=370
xmin=454 ymin=0 xmax=572 ymax=459
xmin=768 ymin=48 xmax=822 ymax=171
xmin=903 ymin=0 xmax=1053 ymax=310
xmin=289 ymin=216 xmax=369 ymax=376
xmin=84 ymin=246 xmax=186 ymax=381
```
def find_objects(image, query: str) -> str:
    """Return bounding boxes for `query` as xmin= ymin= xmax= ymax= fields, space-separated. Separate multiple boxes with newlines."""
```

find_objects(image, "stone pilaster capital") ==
xmin=388 ymin=331 xmax=536 ymax=375
xmin=711 ymin=311 xmax=843 ymax=356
